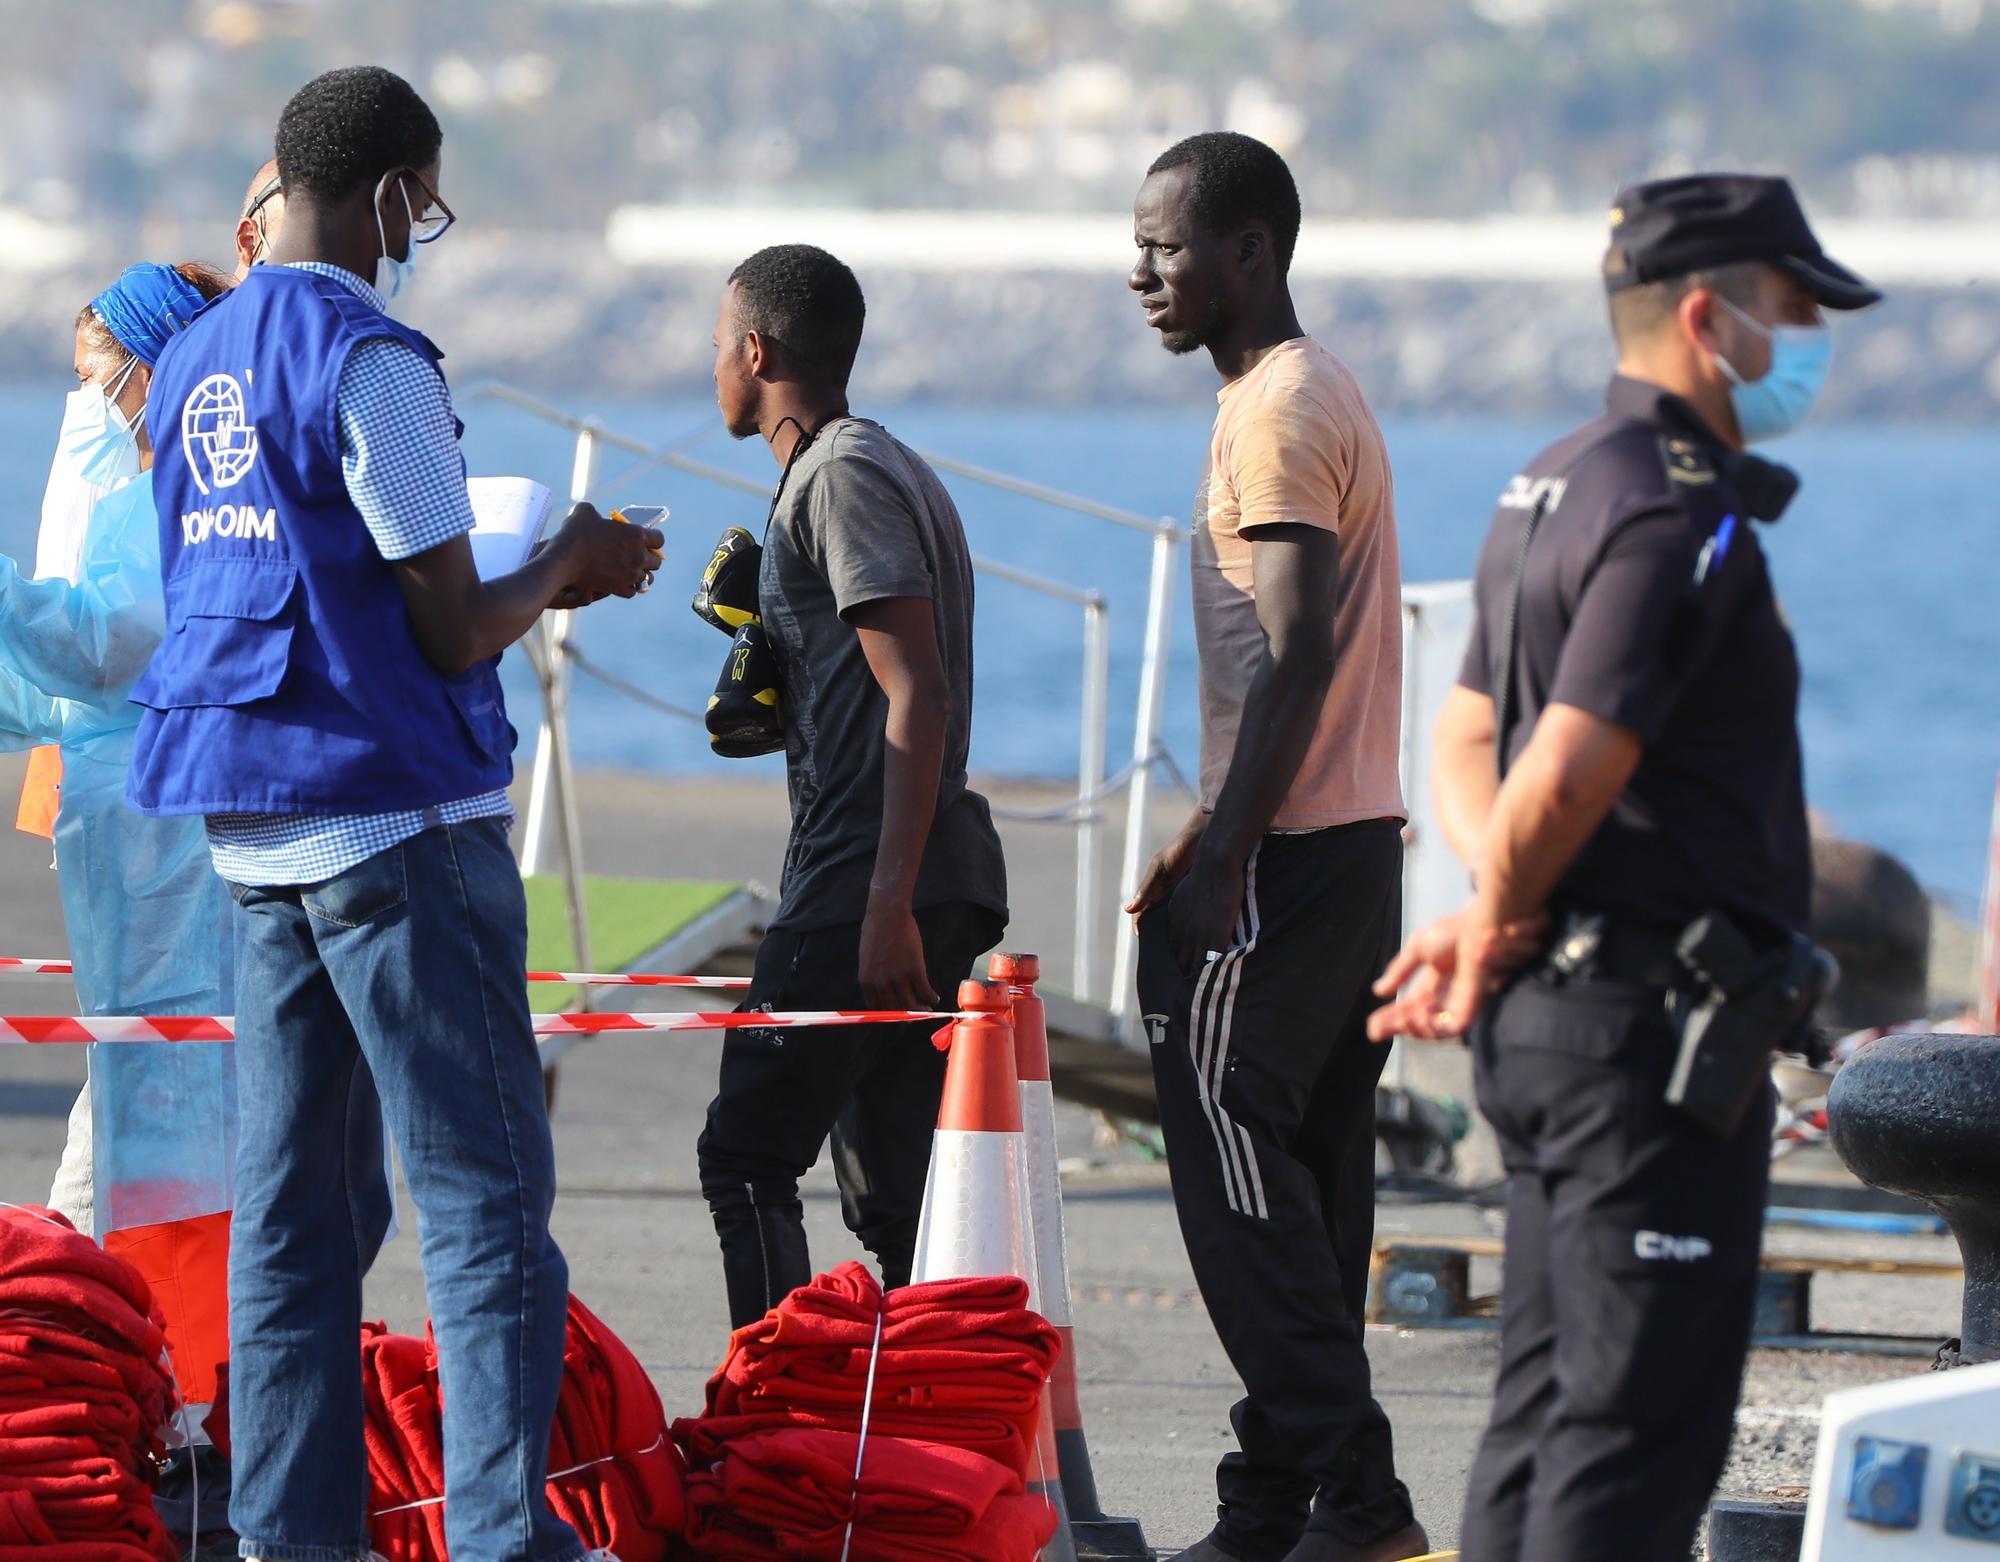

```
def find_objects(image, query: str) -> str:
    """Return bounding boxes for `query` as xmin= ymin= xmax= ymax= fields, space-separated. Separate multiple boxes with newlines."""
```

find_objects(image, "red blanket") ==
xmin=0 ymin=1207 xmax=176 ymax=1562
xmin=674 ymin=1264 xmax=1061 ymax=1562
xmin=362 ymin=1327 xmax=446 ymax=1560
xmin=360 ymin=1295 xmax=685 ymax=1562
xmin=541 ymin=1296 xmax=686 ymax=1552
xmin=685 ymin=1427 xmax=1057 ymax=1561
xmin=681 ymin=1262 xmax=1060 ymax=1478
xmin=0 ymin=1205 xmax=169 ymax=1367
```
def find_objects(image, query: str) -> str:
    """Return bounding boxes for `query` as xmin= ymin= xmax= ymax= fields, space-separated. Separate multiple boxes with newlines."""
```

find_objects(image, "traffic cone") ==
xmin=991 ymin=954 xmax=1152 ymax=1561
xmin=913 ymin=978 xmax=1077 ymax=1562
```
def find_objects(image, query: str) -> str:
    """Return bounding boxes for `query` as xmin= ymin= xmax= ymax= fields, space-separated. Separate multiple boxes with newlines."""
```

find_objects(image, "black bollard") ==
xmin=1826 ymin=1032 xmax=2000 ymax=1364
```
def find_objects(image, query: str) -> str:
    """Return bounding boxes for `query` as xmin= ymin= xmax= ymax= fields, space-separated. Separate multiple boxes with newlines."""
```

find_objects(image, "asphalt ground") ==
xmin=0 ymin=756 xmax=1972 ymax=1558
xmin=0 ymin=1018 xmax=1964 ymax=1558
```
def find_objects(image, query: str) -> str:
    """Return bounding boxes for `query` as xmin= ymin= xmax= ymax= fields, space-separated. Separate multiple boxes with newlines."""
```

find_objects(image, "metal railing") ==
xmin=462 ymin=381 xmax=1184 ymax=1015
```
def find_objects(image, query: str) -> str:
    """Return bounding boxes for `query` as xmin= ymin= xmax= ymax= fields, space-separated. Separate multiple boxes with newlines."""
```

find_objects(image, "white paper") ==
xmin=466 ymin=477 xmax=555 ymax=580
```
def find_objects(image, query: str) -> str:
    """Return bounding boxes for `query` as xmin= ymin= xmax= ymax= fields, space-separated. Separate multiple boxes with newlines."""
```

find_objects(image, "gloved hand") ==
xmin=706 ymin=618 xmax=784 ymax=758
xmin=693 ymin=527 xmax=762 ymax=636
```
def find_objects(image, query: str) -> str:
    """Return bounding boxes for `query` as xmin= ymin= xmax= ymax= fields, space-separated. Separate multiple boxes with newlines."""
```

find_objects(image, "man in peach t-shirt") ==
xmin=1126 ymin=133 xmax=1424 ymax=1562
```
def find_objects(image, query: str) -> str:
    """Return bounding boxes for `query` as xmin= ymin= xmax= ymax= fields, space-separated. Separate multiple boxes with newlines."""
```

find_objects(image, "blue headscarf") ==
xmin=88 ymin=263 xmax=208 ymax=367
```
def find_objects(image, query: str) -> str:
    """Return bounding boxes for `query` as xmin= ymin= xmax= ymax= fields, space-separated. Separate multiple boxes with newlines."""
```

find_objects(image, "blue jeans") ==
xmin=224 ymin=821 xmax=581 ymax=1562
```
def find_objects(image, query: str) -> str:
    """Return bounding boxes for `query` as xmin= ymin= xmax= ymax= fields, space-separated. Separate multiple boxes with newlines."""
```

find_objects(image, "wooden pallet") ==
xmin=1367 ymin=1234 xmax=1962 ymax=1357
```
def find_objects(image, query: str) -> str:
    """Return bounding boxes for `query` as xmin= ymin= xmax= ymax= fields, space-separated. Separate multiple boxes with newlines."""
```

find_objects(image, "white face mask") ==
xmin=41 ymin=359 xmax=143 ymax=584
xmin=373 ymin=179 xmax=420 ymax=304
xmin=57 ymin=356 xmax=144 ymax=490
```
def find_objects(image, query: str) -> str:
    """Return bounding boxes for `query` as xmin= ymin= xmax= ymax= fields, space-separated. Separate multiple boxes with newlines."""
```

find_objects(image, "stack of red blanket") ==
xmin=363 ymin=1295 xmax=686 ymax=1561
xmin=675 ymin=1263 xmax=1061 ymax=1561
xmin=685 ymin=1427 xmax=1057 ymax=1561
xmin=0 ymin=1204 xmax=177 ymax=1562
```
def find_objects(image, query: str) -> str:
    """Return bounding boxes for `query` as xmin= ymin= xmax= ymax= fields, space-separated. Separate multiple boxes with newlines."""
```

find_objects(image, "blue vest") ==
xmin=127 ymin=268 xmax=514 ymax=817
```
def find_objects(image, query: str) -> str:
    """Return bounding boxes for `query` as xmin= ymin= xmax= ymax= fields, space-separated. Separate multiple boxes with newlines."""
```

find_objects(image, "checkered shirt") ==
xmin=204 ymin=263 xmax=512 ymax=888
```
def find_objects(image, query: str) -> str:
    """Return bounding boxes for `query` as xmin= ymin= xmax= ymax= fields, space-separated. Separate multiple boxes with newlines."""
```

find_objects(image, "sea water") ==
xmin=0 ymin=384 xmax=1993 ymax=906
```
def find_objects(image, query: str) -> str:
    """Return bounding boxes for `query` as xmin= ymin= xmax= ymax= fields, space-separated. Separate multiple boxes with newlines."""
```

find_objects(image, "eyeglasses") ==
xmin=244 ymin=174 xmax=282 ymax=224
xmin=379 ymin=166 xmax=455 ymax=244
xmin=244 ymin=175 xmax=283 ymax=251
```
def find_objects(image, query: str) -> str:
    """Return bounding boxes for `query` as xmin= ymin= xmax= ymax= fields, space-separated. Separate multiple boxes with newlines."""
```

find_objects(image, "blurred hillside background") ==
xmin=3 ymin=0 xmax=1999 ymax=411
xmin=0 ymin=0 xmax=1995 ymax=922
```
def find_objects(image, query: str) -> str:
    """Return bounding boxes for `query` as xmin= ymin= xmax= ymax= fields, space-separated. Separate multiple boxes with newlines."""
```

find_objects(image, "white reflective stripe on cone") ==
xmin=1032 ymin=1380 xmax=1080 ymax=1562
xmin=1019 ymin=1080 xmax=1074 ymax=1329
xmin=912 ymin=1129 xmax=1041 ymax=1314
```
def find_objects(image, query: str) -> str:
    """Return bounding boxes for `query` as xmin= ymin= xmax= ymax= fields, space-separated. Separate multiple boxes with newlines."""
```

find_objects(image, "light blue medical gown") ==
xmin=0 ymin=471 xmax=236 ymax=1230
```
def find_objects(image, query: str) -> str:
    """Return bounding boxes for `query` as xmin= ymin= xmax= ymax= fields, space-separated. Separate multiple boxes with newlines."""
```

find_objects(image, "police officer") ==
xmin=1369 ymin=175 xmax=1880 ymax=1562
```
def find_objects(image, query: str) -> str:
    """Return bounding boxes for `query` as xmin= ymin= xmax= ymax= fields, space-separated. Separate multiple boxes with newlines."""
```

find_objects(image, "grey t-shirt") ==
xmin=757 ymin=417 xmax=1008 ymax=932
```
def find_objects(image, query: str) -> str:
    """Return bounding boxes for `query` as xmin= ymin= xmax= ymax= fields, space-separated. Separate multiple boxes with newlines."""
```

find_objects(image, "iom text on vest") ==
xmin=181 ymin=503 xmax=278 ymax=546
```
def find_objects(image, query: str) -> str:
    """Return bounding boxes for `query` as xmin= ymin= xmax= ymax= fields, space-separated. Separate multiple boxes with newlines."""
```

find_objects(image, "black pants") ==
xmin=1138 ymin=820 xmax=1414 ymax=1560
xmin=1459 ymin=973 xmax=1775 ymax=1562
xmin=697 ymin=900 xmax=1004 ymax=1329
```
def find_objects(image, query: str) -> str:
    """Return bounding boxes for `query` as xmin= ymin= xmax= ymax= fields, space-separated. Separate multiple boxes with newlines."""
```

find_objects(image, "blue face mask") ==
xmin=1715 ymin=297 xmax=1832 ymax=444
xmin=58 ymin=356 xmax=144 ymax=488
xmin=373 ymin=180 xmax=420 ymax=305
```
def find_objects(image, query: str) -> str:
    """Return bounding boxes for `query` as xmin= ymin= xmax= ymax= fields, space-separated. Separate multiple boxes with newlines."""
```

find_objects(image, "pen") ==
xmin=1693 ymin=513 xmax=1737 ymax=586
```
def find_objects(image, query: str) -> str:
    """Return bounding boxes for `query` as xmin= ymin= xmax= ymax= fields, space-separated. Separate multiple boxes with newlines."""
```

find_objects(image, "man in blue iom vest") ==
xmin=127 ymin=67 xmax=660 ymax=1562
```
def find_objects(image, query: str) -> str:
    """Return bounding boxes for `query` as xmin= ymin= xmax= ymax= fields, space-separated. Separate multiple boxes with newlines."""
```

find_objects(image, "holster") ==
xmin=1664 ymin=911 xmax=1838 ymax=1136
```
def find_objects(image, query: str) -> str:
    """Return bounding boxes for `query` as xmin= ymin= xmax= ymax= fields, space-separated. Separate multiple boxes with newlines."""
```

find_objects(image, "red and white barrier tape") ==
xmin=0 ymin=958 xmax=750 ymax=990
xmin=528 ymin=970 xmax=751 ymax=989
xmin=0 ymin=1009 xmax=958 ymax=1045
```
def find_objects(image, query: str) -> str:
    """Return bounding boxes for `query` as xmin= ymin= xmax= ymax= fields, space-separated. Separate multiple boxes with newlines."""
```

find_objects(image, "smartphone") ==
xmin=612 ymin=504 xmax=670 ymax=529
xmin=612 ymin=504 xmax=669 ymax=563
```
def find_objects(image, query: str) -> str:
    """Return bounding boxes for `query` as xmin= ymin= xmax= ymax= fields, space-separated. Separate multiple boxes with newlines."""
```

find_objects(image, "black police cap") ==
xmin=1603 ymin=174 xmax=1881 ymax=310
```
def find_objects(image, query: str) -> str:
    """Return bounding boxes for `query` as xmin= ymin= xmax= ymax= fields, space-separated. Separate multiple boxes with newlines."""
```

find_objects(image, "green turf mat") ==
xmin=524 ymin=875 xmax=740 ymax=1008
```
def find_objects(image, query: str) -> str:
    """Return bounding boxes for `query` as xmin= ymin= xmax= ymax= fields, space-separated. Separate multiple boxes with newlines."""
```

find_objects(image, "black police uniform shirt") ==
xmin=1458 ymin=375 xmax=1811 ymax=938
xmin=756 ymin=416 xmax=1008 ymax=933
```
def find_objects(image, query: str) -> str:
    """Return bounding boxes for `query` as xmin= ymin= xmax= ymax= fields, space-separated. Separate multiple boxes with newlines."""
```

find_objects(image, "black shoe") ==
xmin=1174 ymin=1537 xmax=1255 ymax=1562
xmin=692 ymin=525 xmax=763 ymax=635
xmin=705 ymin=619 xmax=784 ymax=757
xmin=1279 ymin=1522 xmax=1436 ymax=1562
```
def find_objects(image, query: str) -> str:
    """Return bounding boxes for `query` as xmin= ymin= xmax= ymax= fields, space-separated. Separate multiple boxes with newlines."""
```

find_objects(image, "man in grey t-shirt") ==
xmin=695 ymin=245 xmax=1008 ymax=1328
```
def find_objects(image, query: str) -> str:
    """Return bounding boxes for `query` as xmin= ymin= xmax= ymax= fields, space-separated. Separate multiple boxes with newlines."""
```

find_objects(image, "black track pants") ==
xmin=1138 ymin=819 xmax=1416 ymax=1560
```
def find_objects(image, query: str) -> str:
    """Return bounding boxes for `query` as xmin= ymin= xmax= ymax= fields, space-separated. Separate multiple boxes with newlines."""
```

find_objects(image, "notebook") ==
xmin=466 ymin=477 xmax=555 ymax=580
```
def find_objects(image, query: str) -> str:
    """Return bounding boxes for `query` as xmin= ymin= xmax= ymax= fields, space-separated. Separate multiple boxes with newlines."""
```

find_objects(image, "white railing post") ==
xmin=521 ymin=422 xmax=598 ymax=875
xmin=520 ymin=423 xmax=598 ymax=996
xmin=1074 ymin=593 xmax=1111 ymax=1004
xmin=1110 ymin=522 xmax=1180 ymax=1025
xmin=519 ymin=633 xmax=561 ymax=876
xmin=546 ymin=620 xmax=596 ymax=997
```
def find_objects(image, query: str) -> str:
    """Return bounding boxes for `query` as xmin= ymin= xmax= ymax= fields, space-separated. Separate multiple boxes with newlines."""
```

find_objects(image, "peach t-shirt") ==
xmin=1191 ymin=336 xmax=1405 ymax=827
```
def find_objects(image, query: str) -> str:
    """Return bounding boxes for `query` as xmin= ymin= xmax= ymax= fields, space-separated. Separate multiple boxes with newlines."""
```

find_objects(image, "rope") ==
xmin=986 ymin=760 xmax=1144 ymax=824
xmin=983 ymin=746 xmax=1198 ymax=825
xmin=837 ymin=1302 xmax=888 ymax=1562
xmin=371 ymin=1432 xmax=668 ymax=1517
xmin=563 ymin=648 xmax=705 ymax=726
